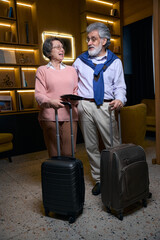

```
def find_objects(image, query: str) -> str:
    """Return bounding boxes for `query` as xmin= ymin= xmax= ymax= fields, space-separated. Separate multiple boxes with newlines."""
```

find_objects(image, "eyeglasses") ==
xmin=52 ymin=45 xmax=65 ymax=50
xmin=86 ymin=37 xmax=100 ymax=43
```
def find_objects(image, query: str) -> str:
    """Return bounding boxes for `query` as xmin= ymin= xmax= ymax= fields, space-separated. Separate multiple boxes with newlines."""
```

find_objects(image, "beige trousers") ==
xmin=78 ymin=100 xmax=120 ymax=183
xmin=40 ymin=121 xmax=77 ymax=158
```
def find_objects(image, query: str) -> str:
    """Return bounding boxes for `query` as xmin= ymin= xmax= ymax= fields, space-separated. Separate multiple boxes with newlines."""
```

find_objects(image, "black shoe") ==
xmin=92 ymin=182 xmax=101 ymax=195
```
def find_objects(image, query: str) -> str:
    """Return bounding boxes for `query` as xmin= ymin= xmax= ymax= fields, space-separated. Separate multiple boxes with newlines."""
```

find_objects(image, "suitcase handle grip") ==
xmin=109 ymin=107 xmax=122 ymax=147
xmin=60 ymin=101 xmax=72 ymax=108
xmin=55 ymin=101 xmax=75 ymax=158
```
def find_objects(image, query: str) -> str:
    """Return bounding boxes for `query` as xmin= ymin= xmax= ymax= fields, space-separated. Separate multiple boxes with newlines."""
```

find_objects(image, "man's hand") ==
xmin=109 ymin=99 xmax=123 ymax=111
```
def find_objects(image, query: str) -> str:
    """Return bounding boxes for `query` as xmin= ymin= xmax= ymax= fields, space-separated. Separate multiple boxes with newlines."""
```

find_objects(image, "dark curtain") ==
xmin=123 ymin=16 xmax=155 ymax=106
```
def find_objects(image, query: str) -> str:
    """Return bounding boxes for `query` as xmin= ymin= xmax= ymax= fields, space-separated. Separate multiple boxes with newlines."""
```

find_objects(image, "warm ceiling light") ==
xmin=21 ymin=68 xmax=37 ymax=71
xmin=17 ymin=2 xmax=32 ymax=7
xmin=0 ymin=23 xmax=11 ymax=27
xmin=0 ymin=67 xmax=14 ymax=70
xmin=0 ymin=47 xmax=34 ymax=52
xmin=87 ymin=16 xmax=113 ymax=24
xmin=91 ymin=0 xmax=113 ymax=6
xmin=42 ymin=31 xmax=75 ymax=61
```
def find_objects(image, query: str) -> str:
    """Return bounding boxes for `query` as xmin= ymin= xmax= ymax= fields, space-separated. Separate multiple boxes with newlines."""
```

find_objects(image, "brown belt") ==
xmin=83 ymin=98 xmax=112 ymax=102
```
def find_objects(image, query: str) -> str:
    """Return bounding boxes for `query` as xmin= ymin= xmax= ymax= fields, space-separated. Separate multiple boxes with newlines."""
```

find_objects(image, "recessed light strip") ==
xmin=17 ymin=2 xmax=32 ymax=7
xmin=87 ymin=16 xmax=113 ymax=24
xmin=0 ymin=0 xmax=9 ymax=3
xmin=0 ymin=23 xmax=11 ymax=27
xmin=0 ymin=1 xmax=32 ymax=7
xmin=21 ymin=68 xmax=37 ymax=71
xmin=0 ymin=91 xmax=10 ymax=93
xmin=0 ymin=67 xmax=14 ymax=70
xmin=17 ymin=90 xmax=35 ymax=93
xmin=91 ymin=0 xmax=113 ymax=6
xmin=0 ymin=47 xmax=34 ymax=52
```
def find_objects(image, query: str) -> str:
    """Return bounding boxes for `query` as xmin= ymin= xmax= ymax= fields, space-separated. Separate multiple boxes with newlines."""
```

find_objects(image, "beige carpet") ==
xmin=0 ymin=138 xmax=160 ymax=240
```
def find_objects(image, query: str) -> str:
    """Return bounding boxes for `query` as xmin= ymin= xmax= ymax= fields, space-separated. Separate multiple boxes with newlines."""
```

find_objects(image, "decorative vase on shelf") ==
xmin=110 ymin=9 xmax=118 ymax=17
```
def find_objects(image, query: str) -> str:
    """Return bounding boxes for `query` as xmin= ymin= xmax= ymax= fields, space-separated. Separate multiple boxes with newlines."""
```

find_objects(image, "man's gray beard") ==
xmin=88 ymin=43 xmax=103 ymax=57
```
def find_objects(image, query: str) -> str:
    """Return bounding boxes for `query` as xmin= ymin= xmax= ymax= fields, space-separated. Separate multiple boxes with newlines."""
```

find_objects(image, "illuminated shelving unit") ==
xmin=80 ymin=0 xmax=122 ymax=58
xmin=0 ymin=0 xmax=39 ymax=114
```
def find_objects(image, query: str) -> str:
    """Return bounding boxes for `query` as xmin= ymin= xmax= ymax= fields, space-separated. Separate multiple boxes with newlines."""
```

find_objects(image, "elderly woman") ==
xmin=35 ymin=37 xmax=78 ymax=157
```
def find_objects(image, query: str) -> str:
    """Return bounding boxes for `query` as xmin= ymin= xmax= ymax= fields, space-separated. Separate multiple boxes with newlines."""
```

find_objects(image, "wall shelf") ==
xmin=80 ymin=0 xmax=122 ymax=57
xmin=0 ymin=0 xmax=39 ymax=115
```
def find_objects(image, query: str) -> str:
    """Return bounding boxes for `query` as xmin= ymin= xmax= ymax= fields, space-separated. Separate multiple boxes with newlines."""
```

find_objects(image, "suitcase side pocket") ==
xmin=120 ymin=161 xmax=149 ymax=202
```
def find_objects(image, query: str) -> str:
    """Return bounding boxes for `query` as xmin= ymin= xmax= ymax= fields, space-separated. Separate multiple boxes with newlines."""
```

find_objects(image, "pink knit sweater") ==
xmin=35 ymin=65 xmax=78 ymax=121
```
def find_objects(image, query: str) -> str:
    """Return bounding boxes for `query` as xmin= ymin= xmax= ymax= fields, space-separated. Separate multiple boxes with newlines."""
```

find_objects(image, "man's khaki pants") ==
xmin=78 ymin=100 xmax=120 ymax=183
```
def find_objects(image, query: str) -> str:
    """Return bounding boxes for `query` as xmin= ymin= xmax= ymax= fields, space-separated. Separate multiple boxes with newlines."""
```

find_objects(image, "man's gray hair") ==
xmin=86 ymin=22 xmax=111 ymax=49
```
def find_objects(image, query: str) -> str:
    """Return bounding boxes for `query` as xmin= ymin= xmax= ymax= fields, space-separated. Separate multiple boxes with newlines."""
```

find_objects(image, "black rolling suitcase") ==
xmin=41 ymin=102 xmax=85 ymax=223
xmin=100 ymin=110 xmax=151 ymax=220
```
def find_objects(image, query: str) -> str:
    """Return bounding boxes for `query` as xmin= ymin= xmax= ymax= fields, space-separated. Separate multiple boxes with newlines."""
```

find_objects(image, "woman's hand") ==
xmin=60 ymin=96 xmax=78 ymax=106
xmin=49 ymin=99 xmax=65 ymax=110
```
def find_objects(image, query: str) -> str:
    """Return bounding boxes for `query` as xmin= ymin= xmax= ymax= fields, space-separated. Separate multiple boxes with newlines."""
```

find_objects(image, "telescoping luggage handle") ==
xmin=55 ymin=102 xmax=75 ymax=158
xmin=109 ymin=107 xmax=122 ymax=147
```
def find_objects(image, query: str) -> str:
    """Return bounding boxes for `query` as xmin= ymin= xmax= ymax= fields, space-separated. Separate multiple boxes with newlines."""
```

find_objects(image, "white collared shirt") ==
xmin=73 ymin=50 xmax=127 ymax=104
xmin=47 ymin=62 xmax=66 ymax=70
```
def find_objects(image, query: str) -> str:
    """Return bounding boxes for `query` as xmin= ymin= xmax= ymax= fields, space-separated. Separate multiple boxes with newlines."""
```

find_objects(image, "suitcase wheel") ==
xmin=117 ymin=212 xmax=123 ymax=221
xmin=45 ymin=208 xmax=49 ymax=216
xmin=68 ymin=215 xmax=76 ymax=224
xmin=148 ymin=192 xmax=152 ymax=199
xmin=106 ymin=206 xmax=111 ymax=213
xmin=142 ymin=199 xmax=147 ymax=208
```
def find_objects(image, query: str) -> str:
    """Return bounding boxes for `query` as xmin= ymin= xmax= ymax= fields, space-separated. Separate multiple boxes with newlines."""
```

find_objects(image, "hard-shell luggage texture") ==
xmin=41 ymin=102 xmax=85 ymax=223
xmin=100 ymin=110 xmax=151 ymax=220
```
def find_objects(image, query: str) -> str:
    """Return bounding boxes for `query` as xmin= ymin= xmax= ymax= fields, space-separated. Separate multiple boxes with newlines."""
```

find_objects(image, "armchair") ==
xmin=0 ymin=133 xmax=13 ymax=162
xmin=120 ymin=103 xmax=147 ymax=146
xmin=141 ymin=99 xmax=155 ymax=132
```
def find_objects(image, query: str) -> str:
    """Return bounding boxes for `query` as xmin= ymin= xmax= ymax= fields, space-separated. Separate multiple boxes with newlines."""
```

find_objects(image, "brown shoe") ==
xmin=92 ymin=182 xmax=101 ymax=195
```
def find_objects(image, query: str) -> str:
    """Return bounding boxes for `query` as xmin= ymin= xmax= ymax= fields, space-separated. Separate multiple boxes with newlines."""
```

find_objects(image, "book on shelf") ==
xmin=21 ymin=70 xmax=36 ymax=88
xmin=5 ymin=31 xmax=13 ymax=42
xmin=18 ymin=92 xmax=38 ymax=110
xmin=21 ymin=71 xmax=28 ymax=87
xmin=0 ymin=50 xmax=16 ymax=64
xmin=8 ymin=7 xmax=13 ymax=18
xmin=25 ymin=21 xmax=29 ymax=44
xmin=4 ymin=50 xmax=16 ymax=64
xmin=18 ymin=94 xmax=23 ymax=110
xmin=0 ymin=50 xmax=5 ymax=63
xmin=0 ymin=95 xmax=12 ymax=111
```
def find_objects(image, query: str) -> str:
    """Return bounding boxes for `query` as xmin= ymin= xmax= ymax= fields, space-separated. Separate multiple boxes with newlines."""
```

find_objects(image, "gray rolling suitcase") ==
xmin=100 ymin=110 xmax=151 ymax=220
xmin=41 ymin=102 xmax=85 ymax=223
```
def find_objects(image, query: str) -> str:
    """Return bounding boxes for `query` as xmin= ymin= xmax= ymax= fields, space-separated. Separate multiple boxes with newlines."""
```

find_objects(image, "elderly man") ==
xmin=73 ymin=22 xmax=127 ymax=195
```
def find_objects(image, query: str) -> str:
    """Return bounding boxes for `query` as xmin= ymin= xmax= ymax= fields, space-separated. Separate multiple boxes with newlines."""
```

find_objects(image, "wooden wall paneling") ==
xmin=36 ymin=0 xmax=81 ymax=64
xmin=153 ymin=0 xmax=160 ymax=164
xmin=122 ymin=0 xmax=153 ymax=26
